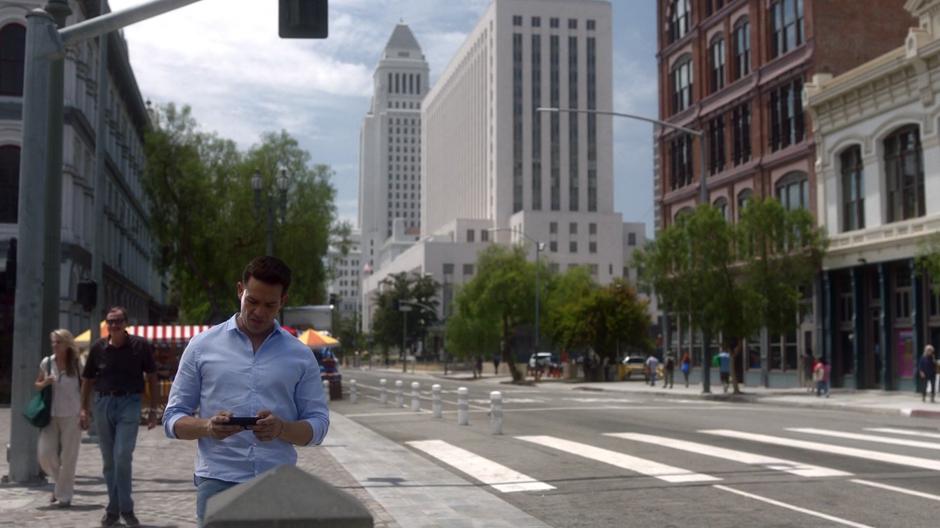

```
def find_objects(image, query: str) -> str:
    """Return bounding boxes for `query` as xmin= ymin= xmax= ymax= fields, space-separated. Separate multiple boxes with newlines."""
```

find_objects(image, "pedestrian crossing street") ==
xmin=404 ymin=425 xmax=940 ymax=527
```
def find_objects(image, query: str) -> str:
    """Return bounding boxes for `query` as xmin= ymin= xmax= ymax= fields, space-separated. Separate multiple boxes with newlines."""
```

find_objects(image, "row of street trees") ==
xmin=635 ymin=198 xmax=828 ymax=393
xmin=143 ymin=103 xmax=340 ymax=322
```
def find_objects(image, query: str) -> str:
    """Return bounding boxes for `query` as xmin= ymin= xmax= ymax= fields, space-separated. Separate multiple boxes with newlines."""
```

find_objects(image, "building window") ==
xmin=481 ymin=229 xmax=490 ymax=242
xmin=568 ymin=19 xmax=578 ymax=29
xmin=443 ymin=263 xmax=454 ymax=275
xmin=670 ymin=134 xmax=694 ymax=190
xmin=550 ymin=221 xmax=558 ymax=234
xmin=628 ymin=232 xmax=637 ymax=246
xmin=709 ymin=36 xmax=725 ymax=93
xmin=0 ymin=145 xmax=20 ymax=223
xmin=587 ymin=19 xmax=596 ymax=31
xmin=671 ymin=56 xmax=693 ymax=114
xmin=884 ymin=125 xmax=925 ymax=223
xmin=532 ymin=34 xmax=542 ymax=211
xmin=569 ymin=36 xmax=580 ymax=212
xmin=550 ymin=35 xmax=561 ymax=211
xmin=708 ymin=116 xmax=725 ymax=175
xmin=775 ymin=172 xmax=809 ymax=211
xmin=550 ymin=240 xmax=558 ymax=252
xmin=737 ymin=188 xmax=753 ymax=219
xmin=713 ymin=197 xmax=729 ymax=221
xmin=463 ymin=264 xmax=475 ymax=276
xmin=570 ymin=241 xmax=578 ymax=253
xmin=731 ymin=102 xmax=751 ymax=165
xmin=733 ymin=19 xmax=750 ymax=79
xmin=513 ymin=33 xmax=524 ymax=213
xmin=550 ymin=17 xmax=559 ymax=28
xmin=467 ymin=229 xmax=475 ymax=242
xmin=769 ymin=77 xmax=804 ymax=151
xmin=512 ymin=15 xmax=522 ymax=26
xmin=589 ymin=222 xmax=597 ymax=235
xmin=531 ymin=16 xmax=541 ymax=27
xmin=589 ymin=241 xmax=597 ymax=254
xmin=840 ymin=146 xmax=865 ymax=232
xmin=706 ymin=0 xmax=724 ymax=16
xmin=771 ymin=0 xmax=804 ymax=58
xmin=570 ymin=222 xmax=578 ymax=234
xmin=587 ymin=37 xmax=598 ymax=212
xmin=668 ymin=0 xmax=691 ymax=43
xmin=0 ymin=24 xmax=26 ymax=96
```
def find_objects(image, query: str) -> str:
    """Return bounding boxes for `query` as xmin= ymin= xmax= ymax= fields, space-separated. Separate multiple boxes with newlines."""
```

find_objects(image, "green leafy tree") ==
xmin=916 ymin=233 xmax=940 ymax=295
xmin=371 ymin=272 xmax=440 ymax=366
xmin=143 ymin=104 xmax=336 ymax=323
xmin=544 ymin=266 xmax=596 ymax=357
xmin=573 ymin=280 xmax=652 ymax=379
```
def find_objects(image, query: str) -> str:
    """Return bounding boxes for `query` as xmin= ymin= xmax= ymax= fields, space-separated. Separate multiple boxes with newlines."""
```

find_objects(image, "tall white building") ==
xmin=362 ymin=0 xmax=625 ymax=337
xmin=326 ymin=230 xmax=362 ymax=322
xmin=358 ymin=24 xmax=430 ymax=272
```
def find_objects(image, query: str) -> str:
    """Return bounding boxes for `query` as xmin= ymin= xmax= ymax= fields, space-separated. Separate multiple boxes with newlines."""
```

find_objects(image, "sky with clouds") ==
xmin=108 ymin=0 xmax=658 ymax=234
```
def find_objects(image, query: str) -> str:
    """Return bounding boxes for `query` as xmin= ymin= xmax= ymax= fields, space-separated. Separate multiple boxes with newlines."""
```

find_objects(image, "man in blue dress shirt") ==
xmin=163 ymin=256 xmax=330 ymax=525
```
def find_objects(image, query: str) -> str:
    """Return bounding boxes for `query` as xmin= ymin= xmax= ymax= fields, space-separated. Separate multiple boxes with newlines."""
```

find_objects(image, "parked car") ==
xmin=621 ymin=356 xmax=663 ymax=381
xmin=528 ymin=352 xmax=554 ymax=370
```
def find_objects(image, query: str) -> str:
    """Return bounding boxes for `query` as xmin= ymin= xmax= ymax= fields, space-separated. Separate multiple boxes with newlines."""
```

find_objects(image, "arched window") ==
xmin=0 ymin=24 xmax=26 ymax=96
xmin=736 ymin=188 xmax=753 ymax=219
xmin=775 ymin=171 xmax=809 ymax=211
xmin=709 ymin=35 xmax=725 ymax=93
xmin=713 ymin=197 xmax=729 ymax=221
xmin=840 ymin=146 xmax=864 ymax=231
xmin=668 ymin=0 xmax=691 ymax=43
xmin=671 ymin=55 xmax=693 ymax=114
xmin=884 ymin=125 xmax=925 ymax=222
xmin=732 ymin=18 xmax=750 ymax=79
xmin=0 ymin=145 xmax=21 ymax=223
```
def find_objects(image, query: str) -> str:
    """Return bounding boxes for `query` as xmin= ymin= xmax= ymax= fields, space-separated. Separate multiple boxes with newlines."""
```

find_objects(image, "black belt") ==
xmin=97 ymin=390 xmax=139 ymax=397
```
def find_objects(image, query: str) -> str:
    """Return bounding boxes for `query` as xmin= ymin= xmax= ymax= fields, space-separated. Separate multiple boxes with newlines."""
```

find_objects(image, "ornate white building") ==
xmin=805 ymin=0 xmax=940 ymax=391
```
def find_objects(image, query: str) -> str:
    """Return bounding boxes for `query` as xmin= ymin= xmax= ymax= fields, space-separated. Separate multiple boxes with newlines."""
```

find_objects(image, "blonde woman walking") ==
xmin=34 ymin=329 xmax=83 ymax=507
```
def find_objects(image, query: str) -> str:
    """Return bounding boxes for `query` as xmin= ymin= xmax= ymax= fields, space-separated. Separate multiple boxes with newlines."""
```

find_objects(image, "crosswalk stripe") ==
xmin=787 ymin=428 xmax=940 ymax=450
xmin=864 ymin=427 xmax=940 ymax=440
xmin=702 ymin=429 xmax=940 ymax=472
xmin=714 ymin=485 xmax=875 ymax=528
xmin=516 ymin=435 xmax=720 ymax=483
xmin=851 ymin=479 xmax=940 ymax=502
xmin=606 ymin=433 xmax=850 ymax=478
xmin=406 ymin=440 xmax=555 ymax=493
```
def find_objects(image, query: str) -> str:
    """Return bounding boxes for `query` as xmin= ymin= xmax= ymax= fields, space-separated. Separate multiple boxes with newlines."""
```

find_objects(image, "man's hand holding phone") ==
xmin=251 ymin=410 xmax=285 ymax=442
xmin=206 ymin=411 xmax=245 ymax=440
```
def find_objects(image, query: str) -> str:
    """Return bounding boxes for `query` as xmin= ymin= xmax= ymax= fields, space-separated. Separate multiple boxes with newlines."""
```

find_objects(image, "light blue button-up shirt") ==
xmin=163 ymin=315 xmax=330 ymax=483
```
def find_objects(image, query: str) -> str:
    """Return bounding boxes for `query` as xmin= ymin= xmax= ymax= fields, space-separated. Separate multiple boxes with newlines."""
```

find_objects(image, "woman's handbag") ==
xmin=23 ymin=356 xmax=53 ymax=428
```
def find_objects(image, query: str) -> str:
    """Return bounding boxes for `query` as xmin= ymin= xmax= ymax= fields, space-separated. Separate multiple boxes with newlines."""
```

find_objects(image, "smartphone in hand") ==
xmin=226 ymin=416 xmax=259 ymax=428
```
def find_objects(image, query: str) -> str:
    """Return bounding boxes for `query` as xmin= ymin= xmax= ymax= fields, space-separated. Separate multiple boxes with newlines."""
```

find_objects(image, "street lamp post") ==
xmin=487 ymin=228 xmax=544 ymax=352
xmin=251 ymin=167 xmax=290 ymax=256
xmin=536 ymin=106 xmax=711 ymax=393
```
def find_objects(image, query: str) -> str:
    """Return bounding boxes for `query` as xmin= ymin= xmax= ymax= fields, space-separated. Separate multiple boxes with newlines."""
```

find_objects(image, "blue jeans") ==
xmin=94 ymin=394 xmax=142 ymax=514
xmin=195 ymin=476 xmax=239 ymax=526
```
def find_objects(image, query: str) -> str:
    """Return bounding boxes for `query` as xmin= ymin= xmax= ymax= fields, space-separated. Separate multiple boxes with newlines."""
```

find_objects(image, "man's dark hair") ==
xmin=243 ymin=256 xmax=292 ymax=294
xmin=107 ymin=306 xmax=129 ymax=321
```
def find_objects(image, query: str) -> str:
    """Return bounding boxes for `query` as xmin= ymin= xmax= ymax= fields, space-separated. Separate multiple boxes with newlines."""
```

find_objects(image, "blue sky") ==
xmin=109 ymin=0 xmax=658 ymax=234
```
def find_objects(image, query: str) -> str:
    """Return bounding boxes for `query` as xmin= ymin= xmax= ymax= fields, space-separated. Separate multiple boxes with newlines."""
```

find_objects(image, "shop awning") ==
xmin=298 ymin=329 xmax=340 ymax=348
xmin=76 ymin=321 xmax=211 ymax=346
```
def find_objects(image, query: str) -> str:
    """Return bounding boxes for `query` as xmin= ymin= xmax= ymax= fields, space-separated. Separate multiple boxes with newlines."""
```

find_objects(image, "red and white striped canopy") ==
xmin=126 ymin=325 xmax=211 ymax=345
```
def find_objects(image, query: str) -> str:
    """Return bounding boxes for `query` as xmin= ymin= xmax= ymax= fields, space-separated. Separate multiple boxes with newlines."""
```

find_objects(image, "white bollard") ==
xmin=411 ymin=382 xmax=421 ymax=411
xmin=395 ymin=380 xmax=404 ymax=408
xmin=431 ymin=384 xmax=443 ymax=419
xmin=490 ymin=391 xmax=503 ymax=435
xmin=350 ymin=379 xmax=358 ymax=404
xmin=322 ymin=379 xmax=330 ymax=401
xmin=379 ymin=378 xmax=387 ymax=406
xmin=457 ymin=387 xmax=469 ymax=426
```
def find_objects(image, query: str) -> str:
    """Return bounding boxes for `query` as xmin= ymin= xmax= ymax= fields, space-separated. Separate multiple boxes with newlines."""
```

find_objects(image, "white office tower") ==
xmin=422 ymin=0 xmax=622 ymax=279
xmin=358 ymin=23 xmax=430 ymax=273
xmin=326 ymin=229 xmax=362 ymax=322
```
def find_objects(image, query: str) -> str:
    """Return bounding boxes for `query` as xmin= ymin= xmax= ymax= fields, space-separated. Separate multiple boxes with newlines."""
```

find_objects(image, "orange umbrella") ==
xmin=298 ymin=329 xmax=340 ymax=347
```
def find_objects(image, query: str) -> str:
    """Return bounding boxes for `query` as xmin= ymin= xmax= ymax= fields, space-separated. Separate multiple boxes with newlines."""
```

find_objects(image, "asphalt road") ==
xmin=332 ymin=369 xmax=940 ymax=528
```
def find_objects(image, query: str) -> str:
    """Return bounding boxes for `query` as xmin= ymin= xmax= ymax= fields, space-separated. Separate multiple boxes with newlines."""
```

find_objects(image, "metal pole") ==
xmin=534 ymin=242 xmax=540 ymax=351
xmin=60 ymin=0 xmax=203 ymax=46
xmin=8 ymin=8 xmax=59 ymax=484
xmin=265 ymin=199 xmax=274 ymax=256
xmin=90 ymin=0 xmax=109 ymax=345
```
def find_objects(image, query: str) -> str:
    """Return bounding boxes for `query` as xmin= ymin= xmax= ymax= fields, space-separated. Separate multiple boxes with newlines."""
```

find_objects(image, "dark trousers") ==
xmin=94 ymin=394 xmax=141 ymax=515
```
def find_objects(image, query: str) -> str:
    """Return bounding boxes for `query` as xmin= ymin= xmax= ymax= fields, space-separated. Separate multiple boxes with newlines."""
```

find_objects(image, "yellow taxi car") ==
xmin=620 ymin=356 xmax=664 ymax=381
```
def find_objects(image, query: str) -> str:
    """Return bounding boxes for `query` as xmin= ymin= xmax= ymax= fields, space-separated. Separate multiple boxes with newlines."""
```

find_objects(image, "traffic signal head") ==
xmin=279 ymin=0 xmax=328 ymax=39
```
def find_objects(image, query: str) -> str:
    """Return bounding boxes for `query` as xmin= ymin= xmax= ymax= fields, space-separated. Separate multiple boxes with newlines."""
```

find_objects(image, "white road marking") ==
xmin=851 ymin=479 xmax=940 ymax=501
xmin=516 ymin=435 xmax=720 ymax=483
xmin=606 ymin=433 xmax=850 ymax=478
xmin=406 ymin=440 xmax=555 ymax=493
xmin=702 ymin=429 xmax=940 ymax=472
xmin=787 ymin=428 xmax=940 ymax=451
xmin=713 ymin=485 xmax=875 ymax=528
xmin=864 ymin=427 xmax=940 ymax=440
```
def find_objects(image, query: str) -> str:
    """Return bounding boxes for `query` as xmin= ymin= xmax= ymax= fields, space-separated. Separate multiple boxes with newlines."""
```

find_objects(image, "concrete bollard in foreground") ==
xmin=395 ymin=380 xmax=404 ymax=408
xmin=323 ymin=380 xmax=330 ymax=401
xmin=490 ymin=391 xmax=503 ymax=435
xmin=350 ymin=379 xmax=358 ymax=404
xmin=411 ymin=382 xmax=421 ymax=411
xmin=431 ymin=384 xmax=442 ymax=419
xmin=379 ymin=378 xmax=387 ymax=406
xmin=204 ymin=465 xmax=373 ymax=528
xmin=457 ymin=387 xmax=469 ymax=425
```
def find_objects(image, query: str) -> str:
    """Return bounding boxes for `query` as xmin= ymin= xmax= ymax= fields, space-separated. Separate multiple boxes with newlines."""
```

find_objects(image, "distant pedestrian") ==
xmin=717 ymin=349 xmax=731 ymax=393
xmin=80 ymin=306 xmax=159 ymax=527
xmin=163 ymin=257 xmax=330 ymax=526
xmin=35 ymin=329 xmax=83 ymax=508
xmin=919 ymin=345 xmax=936 ymax=403
xmin=663 ymin=352 xmax=675 ymax=389
xmin=645 ymin=354 xmax=659 ymax=386
xmin=813 ymin=358 xmax=830 ymax=398
xmin=680 ymin=352 xmax=691 ymax=387
xmin=475 ymin=356 xmax=484 ymax=379
xmin=493 ymin=355 xmax=500 ymax=375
